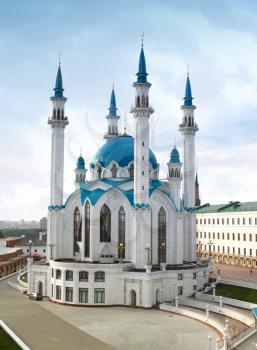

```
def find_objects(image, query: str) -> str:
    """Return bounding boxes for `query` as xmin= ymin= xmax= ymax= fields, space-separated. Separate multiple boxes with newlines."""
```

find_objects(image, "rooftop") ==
xmin=195 ymin=201 xmax=257 ymax=213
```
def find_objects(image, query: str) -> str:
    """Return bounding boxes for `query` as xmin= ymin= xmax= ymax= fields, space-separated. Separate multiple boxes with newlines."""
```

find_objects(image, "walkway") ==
xmin=0 ymin=274 xmax=113 ymax=350
xmin=212 ymin=263 xmax=257 ymax=284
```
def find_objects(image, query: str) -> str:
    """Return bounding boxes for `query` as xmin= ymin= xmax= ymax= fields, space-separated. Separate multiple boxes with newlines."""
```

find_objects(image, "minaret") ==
xmin=104 ymin=86 xmax=120 ymax=140
xmin=167 ymin=146 xmax=182 ymax=209
xmin=179 ymin=73 xmax=198 ymax=208
xmin=195 ymin=173 xmax=201 ymax=206
xmin=48 ymin=64 xmax=69 ymax=206
xmin=130 ymin=40 xmax=154 ymax=205
xmin=74 ymin=154 xmax=87 ymax=189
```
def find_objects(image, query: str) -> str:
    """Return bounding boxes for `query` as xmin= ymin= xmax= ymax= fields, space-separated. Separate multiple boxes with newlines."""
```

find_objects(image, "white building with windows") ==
xmin=196 ymin=201 xmax=257 ymax=267
xmin=28 ymin=44 xmax=209 ymax=307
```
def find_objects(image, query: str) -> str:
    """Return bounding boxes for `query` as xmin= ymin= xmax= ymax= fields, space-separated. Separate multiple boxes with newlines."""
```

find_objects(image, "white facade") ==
xmin=29 ymin=47 xmax=209 ymax=307
xmin=196 ymin=202 xmax=257 ymax=267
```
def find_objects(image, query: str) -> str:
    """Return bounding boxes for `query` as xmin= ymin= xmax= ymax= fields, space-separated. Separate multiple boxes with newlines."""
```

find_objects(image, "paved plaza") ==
xmin=212 ymin=263 xmax=257 ymax=283
xmin=0 ymin=274 xmax=220 ymax=350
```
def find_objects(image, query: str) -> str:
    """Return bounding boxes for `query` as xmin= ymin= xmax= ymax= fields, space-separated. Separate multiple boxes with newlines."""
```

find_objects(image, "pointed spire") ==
xmin=54 ymin=64 xmax=64 ymax=98
xmin=136 ymin=34 xmax=148 ymax=83
xmin=195 ymin=173 xmax=199 ymax=186
xmin=183 ymin=69 xmax=193 ymax=106
xmin=108 ymin=86 xmax=118 ymax=117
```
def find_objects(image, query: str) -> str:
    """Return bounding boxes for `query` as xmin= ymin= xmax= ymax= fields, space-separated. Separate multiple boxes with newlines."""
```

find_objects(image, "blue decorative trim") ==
xmin=133 ymin=203 xmax=151 ymax=209
xmin=48 ymin=205 xmax=65 ymax=210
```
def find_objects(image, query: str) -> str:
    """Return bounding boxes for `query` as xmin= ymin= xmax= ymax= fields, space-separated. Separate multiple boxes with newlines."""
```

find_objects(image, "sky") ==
xmin=1 ymin=0 xmax=257 ymax=220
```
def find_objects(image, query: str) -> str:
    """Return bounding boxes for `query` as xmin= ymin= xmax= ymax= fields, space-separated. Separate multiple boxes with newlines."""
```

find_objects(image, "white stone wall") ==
xmin=181 ymin=131 xmax=195 ymax=208
xmin=196 ymin=211 xmax=257 ymax=260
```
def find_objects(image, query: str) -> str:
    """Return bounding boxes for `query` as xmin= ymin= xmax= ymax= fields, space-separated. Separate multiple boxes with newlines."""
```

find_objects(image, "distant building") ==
xmin=14 ymin=232 xmax=47 ymax=258
xmin=40 ymin=217 xmax=47 ymax=231
xmin=196 ymin=201 xmax=257 ymax=267
xmin=0 ymin=250 xmax=27 ymax=278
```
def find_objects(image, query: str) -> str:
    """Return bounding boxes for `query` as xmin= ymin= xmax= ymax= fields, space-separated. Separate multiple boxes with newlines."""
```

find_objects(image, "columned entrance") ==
xmin=129 ymin=290 xmax=137 ymax=307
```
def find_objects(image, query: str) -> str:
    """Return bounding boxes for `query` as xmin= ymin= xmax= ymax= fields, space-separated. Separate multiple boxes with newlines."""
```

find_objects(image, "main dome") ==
xmin=92 ymin=135 xmax=158 ymax=169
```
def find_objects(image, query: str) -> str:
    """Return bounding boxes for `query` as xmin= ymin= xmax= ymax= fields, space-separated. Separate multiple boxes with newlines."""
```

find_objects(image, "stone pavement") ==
xmin=0 ymin=274 xmax=113 ymax=350
xmin=212 ymin=263 xmax=257 ymax=284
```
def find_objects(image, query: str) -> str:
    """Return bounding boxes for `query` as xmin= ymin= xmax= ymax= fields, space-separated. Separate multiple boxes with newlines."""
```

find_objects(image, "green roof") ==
xmin=195 ymin=201 xmax=257 ymax=213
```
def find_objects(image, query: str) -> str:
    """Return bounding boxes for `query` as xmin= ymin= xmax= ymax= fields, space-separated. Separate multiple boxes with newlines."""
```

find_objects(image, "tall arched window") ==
xmin=85 ymin=201 xmax=90 ymax=258
xmin=100 ymin=204 xmax=111 ymax=242
xmin=97 ymin=166 xmax=102 ymax=179
xmin=74 ymin=207 xmax=81 ymax=254
xmin=158 ymin=207 xmax=166 ymax=264
xmin=118 ymin=207 xmax=125 ymax=259
xmin=129 ymin=163 xmax=134 ymax=178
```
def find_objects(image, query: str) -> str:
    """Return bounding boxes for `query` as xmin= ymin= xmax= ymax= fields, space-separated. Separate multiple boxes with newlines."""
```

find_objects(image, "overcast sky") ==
xmin=0 ymin=0 xmax=257 ymax=220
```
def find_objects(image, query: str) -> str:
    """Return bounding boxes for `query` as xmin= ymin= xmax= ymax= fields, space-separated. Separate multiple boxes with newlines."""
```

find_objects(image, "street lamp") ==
xmin=144 ymin=244 xmax=152 ymax=266
xmin=207 ymin=240 xmax=214 ymax=256
xmin=28 ymin=240 xmax=32 ymax=258
xmin=118 ymin=242 xmax=125 ymax=264
xmin=48 ymin=242 xmax=55 ymax=260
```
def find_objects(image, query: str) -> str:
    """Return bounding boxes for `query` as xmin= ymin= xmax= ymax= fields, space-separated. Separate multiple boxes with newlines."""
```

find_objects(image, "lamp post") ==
xmin=207 ymin=240 xmax=214 ymax=256
xmin=28 ymin=240 xmax=32 ymax=258
xmin=118 ymin=242 xmax=125 ymax=264
xmin=48 ymin=242 xmax=55 ymax=260
xmin=197 ymin=240 xmax=202 ymax=257
xmin=208 ymin=335 xmax=213 ymax=350
xmin=144 ymin=244 xmax=152 ymax=266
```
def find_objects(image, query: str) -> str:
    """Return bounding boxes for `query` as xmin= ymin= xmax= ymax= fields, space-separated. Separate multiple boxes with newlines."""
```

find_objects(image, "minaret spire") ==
xmin=48 ymin=63 xmax=69 ymax=206
xmin=195 ymin=173 xmax=201 ymax=206
xmin=104 ymin=85 xmax=120 ymax=140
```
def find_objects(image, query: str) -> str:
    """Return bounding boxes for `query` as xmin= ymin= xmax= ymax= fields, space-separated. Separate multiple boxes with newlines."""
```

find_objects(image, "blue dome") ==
xmin=93 ymin=135 xmax=158 ymax=169
xmin=77 ymin=155 xmax=85 ymax=170
xmin=170 ymin=147 xmax=180 ymax=163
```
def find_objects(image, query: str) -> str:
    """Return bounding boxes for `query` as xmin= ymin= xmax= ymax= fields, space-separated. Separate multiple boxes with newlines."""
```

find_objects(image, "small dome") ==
xmin=92 ymin=135 xmax=158 ymax=169
xmin=77 ymin=155 xmax=85 ymax=170
xmin=170 ymin=147 xmax=180 ymax=163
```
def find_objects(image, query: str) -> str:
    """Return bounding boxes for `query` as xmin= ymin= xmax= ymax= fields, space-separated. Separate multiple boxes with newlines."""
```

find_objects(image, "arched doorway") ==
xmin=155 ymin=289 xmax=161 ymax=304
xmin=129 ymin=290 xmax=136 ymax=307
xmin=38 ymin=281 xmax=43 ymax=296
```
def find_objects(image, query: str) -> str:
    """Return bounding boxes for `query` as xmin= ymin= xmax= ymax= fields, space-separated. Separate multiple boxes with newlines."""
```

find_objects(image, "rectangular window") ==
xmin=56 ymin=285 xmax=61 ymax=300
xmin=65 ymin=287 xmax=73 ymax=302
xmin=255 ymin=218 xmax=257 ymax=225
xmin=243 ymin=234 xmax=246 ymax=241
xmin=222 ymin=218 xmax=224 ymax=225
xmin=56 ymin=269 xmax=62 ymax=280
xmin=237 ymin=218 xmax=240 ymax=225
xmin=222 ymin=232 xmax=224 ymax=240
xmin=79 ymin=288 xmax=88 ymax=303
xmin=238 ymin=233 xmax=240 ymax=241
xmin=244 ymin=248 xmax=246 ymax=256
xmin=213 ymin=219 xmax=215 ymax=225
xmin=238 ymin=247 xmax=241 ymax=254
xmin=51 ymin=284 xmax=53 ymax=297
xmin=217 ymin=219 xmax=219 ymax=225
xmin=177 ymin=286 xmax=183 ymax=296
xmin=193 ymin=273 xmax=197 ymax=279
xmin=94 ymin=288 xmax=105 ymax=303
xmin=218 ymin=246 xmax=220 ymax=252
xmin=232 ymin=233 xmax=235 ymax=240
xmin=255 ymin=234 xmax=257 ymax=242
xmin=227 ymin=246 xmax=230 ymax=254
xmin=227 ymin=218 xmax=229 ymax=225
xmin=243 ymin=218 xmax=245 ymax=225
xmin=233 ymin=247 xmax=235 ymax=254
xmin=250 ymin=249 xmax=252 ymax=256
xmin=208 ymin=232 xmax=211 ymax=239
xmin=222 ymin=246 xmax=225 ymax=253
xmin=227 ymin=232 xmax=230 ymax=240
xmin=178 ymin=273 xmax=183 ymax=280
xmin=200 ymin=219 xmax=202 ymax=225
xmin=213 ymin=232 xmax=215 ymax=239
xmin=249 ymin=234 xmax=252 ymax=242
xmin=196 ymin=219 xmax=198 ymax=224
xmin=249 ymin=218 xmax=252 ymax=225
xmin=196 ymin=232 xmax=198 ymax=238
xmin=79 ymin=271 xmax=88 ymax=282
xmin=95 ymin=271 xmax=105 ymax=282
xmin=232 ymin=218 xmax=235 ymax=225
xmin=204 ymin=232 xmax=206 ymax=238
xmin=213 ymin=245 xmax=215 ymax=252
xmin=208 ymin=219 xmax=211 ymax=225
xmin=193 ymin=285 xmax=197 ymax=291
xmin=200 ymin=232 xmax=202 ymax=238
xmin=51 ymin=269 xmax=54 ymax=278
xmin=217 ymin=232 xmax=220 ymax=239
xmin=204 ymin=219 xmax=206 ymax=225
xmin=142 ymin=171 xmax=144 ymax=175
xmin=66 ymin=270 xmax=73 ymax=281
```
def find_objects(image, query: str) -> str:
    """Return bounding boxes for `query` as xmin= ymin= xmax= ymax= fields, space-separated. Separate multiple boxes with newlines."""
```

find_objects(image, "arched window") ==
xmin=136 ymin=96 xmax=140 ymax=107
xmin=100 ymin=204 xmax=111 ymax=242
xmin=85 ymin=201 xmax=90 ymax=258
xmin=74 ymin=207 xmax=81 ymax=254
xmin=111 ymin=163 xmax=118 ymax=177
xmin=53 ymin=109 xmax=56 ymax=118
xmin=118 ymin=207 xmax=125 ymax=259
xmin=129 ymin=163 xmax=134 ymax=178
xmin=62 ymin=110 xmax=64 ymax=119
xmin=158 ymin=207 xmax=166 ymax=264
xmin=97 ymin=166 xmax=102 ymax=179
xmin=57 ymin=109 xmax=60 ymax=119
xmin=141 ymin=95 xmax=145 ymax=107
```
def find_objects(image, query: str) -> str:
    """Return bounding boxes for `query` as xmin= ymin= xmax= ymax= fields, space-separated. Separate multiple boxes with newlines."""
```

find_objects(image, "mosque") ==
xmin=28 ymin=43 xmax=209 ymax=307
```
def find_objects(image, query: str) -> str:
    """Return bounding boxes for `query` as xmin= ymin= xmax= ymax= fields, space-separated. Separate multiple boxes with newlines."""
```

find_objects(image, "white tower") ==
xmin=104 ymin=86 xmax=120 ymax=140
xmin=48 ymin=64 xmax=69 ymax=206
xmin=74 ymin=154 xmax=87 ymax=189
xmin=167 ymin=146 xmax=182 ymax=209
xmin=179 ymin=74 xmax=198 ymax=208
xmin=130 ymin=43 xmax=154 ymax=205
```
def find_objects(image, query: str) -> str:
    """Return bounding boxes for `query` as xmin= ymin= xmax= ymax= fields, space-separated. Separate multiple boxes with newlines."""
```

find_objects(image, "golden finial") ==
xmin=187 ymin=64 xmax=189 ymax=77
xmin=58 ymin=52 xmax=62 ymax=66
xmin=112 ymin=78 xmax=115 ymax=90
xmin=141 ymin=32 xmax=144 ymax=48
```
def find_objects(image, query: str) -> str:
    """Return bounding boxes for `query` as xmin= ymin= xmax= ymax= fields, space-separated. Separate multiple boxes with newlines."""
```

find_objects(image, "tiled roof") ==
xmin=195 ymin=201 xmax=257 ymax=213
